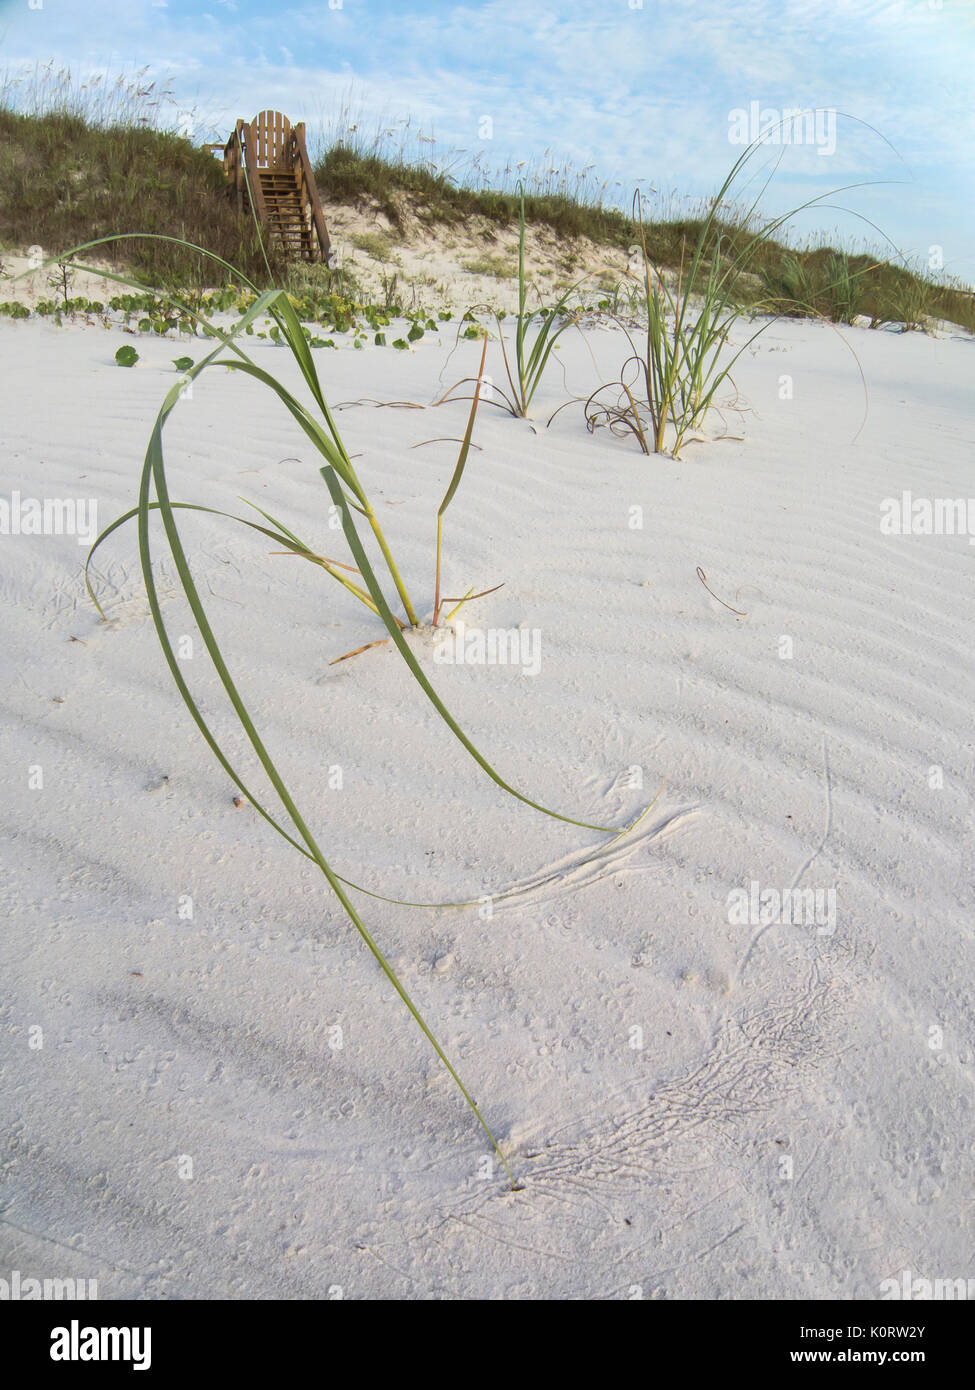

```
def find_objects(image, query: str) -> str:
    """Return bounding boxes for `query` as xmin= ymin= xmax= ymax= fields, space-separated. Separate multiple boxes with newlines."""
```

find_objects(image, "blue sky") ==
xmin=1 ymin=0 xmax=972 ymax=282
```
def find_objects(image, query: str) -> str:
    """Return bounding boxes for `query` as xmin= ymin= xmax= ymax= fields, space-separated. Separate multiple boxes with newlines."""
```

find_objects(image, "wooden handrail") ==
xmin=293 ymin=122 xmax=331 ymax=264
xmin=221 ymin=120 xmax=247 ymax=215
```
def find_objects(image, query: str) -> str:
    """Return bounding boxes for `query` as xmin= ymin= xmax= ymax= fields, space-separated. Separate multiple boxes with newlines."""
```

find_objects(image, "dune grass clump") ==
xmin=495 ymin=190 xmax=587 ymax=418
xmin=584 ymin=128 xmax=908 ymax=455
xmin=489 ymin=193 xmax=581 ymax=417
xmin=866 ymin=262 xmax=939 ymax=332
xmin=460 ymin=253 xmax=518 ymax=279
xmin=440 ymin=188 xmax=586 ymax=419
xmin=760 ymin=250 xmax=873 ymax=325
xmin=875 ymin=277 xmax=929 ymax=332
xmin=584 ymin=197 xmax=761 ymax=455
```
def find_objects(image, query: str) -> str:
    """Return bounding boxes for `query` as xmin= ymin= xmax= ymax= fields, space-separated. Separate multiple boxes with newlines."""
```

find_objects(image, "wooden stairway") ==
xmin=255 ymin=166 xmax=315 ymax=259
xmin=219 ymin=110 xmax=331 ymax=264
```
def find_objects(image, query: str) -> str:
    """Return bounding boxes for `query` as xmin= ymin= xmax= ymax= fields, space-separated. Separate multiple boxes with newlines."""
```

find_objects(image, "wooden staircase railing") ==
xmin=220 ymin=111 xmax=331 ymax=265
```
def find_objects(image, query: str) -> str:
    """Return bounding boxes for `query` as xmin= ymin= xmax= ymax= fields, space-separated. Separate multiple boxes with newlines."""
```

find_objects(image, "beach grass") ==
xmin=76 ymin=261 xmax=518 ymax=1182
xmin=437 ymin=189 xmax=587 ymax=419
xmin=582 ymin=128 xmax=938 ymax=454
xmin=494 ymin=188 xmax=586 ymax=418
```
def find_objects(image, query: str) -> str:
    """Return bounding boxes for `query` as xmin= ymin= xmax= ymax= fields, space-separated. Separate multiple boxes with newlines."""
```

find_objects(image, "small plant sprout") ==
xmin=48 ymin=258 xmax=75 ymax=311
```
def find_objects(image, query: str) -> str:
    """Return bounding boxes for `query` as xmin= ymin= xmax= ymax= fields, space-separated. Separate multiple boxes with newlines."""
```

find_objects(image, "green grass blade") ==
xmin=437 ymin=334 xmax=488 ymax=519
xmin=130 ymin=383 xmax=516 ymax=1187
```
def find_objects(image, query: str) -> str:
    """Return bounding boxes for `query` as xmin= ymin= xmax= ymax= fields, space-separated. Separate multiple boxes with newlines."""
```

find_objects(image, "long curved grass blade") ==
xmin=437 ymin=335 xmax=488 ymax=518
xmin=131 ymin=379 xmax=516 ymax=1187
xmin=86 ymin=499 xmax=381 ymax=619
xmin=434 ymin=335 xmax=488 ymax=622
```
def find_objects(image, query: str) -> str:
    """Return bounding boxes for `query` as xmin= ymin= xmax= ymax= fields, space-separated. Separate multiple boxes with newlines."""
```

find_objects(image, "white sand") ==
xmin=1 ymin=307 xmax=973 ymax=1299
xmin=319 ymin=194 xmax=634 ymax=312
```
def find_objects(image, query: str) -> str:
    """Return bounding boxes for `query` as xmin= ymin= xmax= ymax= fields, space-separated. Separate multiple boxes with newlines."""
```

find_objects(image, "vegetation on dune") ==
xmin=315 ymin=141 xmax=639 ymax=248
xmin=1 ymin=62 xmax=970 ymax=332
xmin=755 ymin=247 xmax=961 ymax=331
xmin=0 ymin=105 xmax=286 ymax=288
